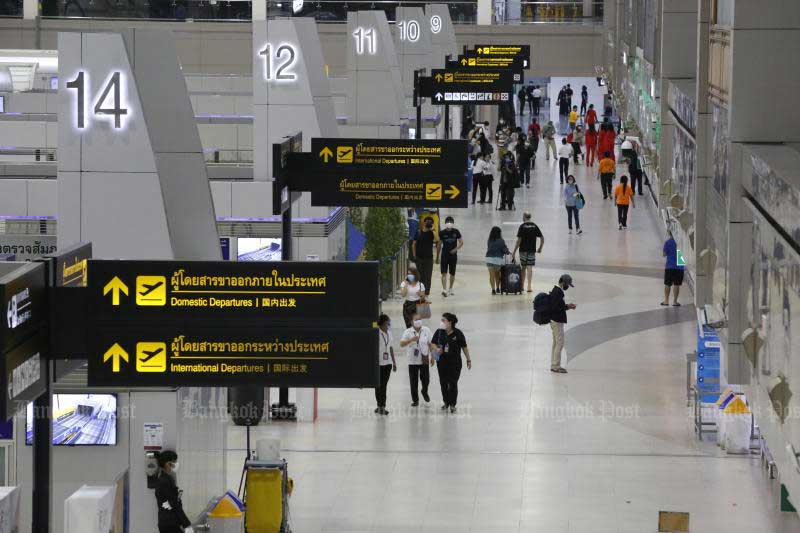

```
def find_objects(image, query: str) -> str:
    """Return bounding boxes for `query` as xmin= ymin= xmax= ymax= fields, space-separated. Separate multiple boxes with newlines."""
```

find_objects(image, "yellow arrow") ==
xmin=477 ymin=47 xmax=483 ymax=54
xmin=104 ymin=343 xmax=129 ymax=373
xmin=460 ymin=58 xmax=467 ymax=66
xmin=319 ymin=146 xmax=333 ymax=163
xmin=445 ymin=185 xmax=460 ymax=200
xmin=103 ymin=276 xmax=129 ymax=306
xmin=435 ymin=73 xmax=443 ymax=82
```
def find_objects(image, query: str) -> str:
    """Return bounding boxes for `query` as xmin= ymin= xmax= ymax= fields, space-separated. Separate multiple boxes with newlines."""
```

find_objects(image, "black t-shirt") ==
xmin=439 ymin=228 xmax=462 ymax=254
xmin=433 ymin=327 xmax=468 ymax=362
xmin=517 ymin=222 xmax=543 ymax=253
xmin=414 ymin=229 xmax=435 ymax=259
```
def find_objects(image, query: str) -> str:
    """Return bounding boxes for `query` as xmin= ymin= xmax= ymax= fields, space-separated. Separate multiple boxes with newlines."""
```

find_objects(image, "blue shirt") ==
xmin=563 ymin=183 xmax=578 ymax=207
xmin=664 ymin=238 xmax=685 ymax=270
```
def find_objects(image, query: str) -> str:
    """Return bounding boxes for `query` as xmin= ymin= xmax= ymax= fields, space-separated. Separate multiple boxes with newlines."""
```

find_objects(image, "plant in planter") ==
xmin=363 ymin=207 xmax=407 ymax=298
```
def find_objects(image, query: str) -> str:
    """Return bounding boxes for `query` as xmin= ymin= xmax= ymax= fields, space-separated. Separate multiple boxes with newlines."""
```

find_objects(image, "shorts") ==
xmin=441 ymin=252 xmax=458 ymax=275
xmin=486 ymin=257 xmax=504 ymax=270
xmin=519 ymin=251 xmax=536 ymax=267
xmin=664 ymin=268 xmax=685 ymax=287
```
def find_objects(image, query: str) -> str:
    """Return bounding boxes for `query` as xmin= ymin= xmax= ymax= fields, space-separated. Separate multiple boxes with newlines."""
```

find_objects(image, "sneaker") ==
xmin=568 ymin=230 xmax=572 ymax=235
xmin=450 ymin=406 xmax=457 ymax=413
xmin=374 ymin=407 xmax=381 ymax=414
xmin=441 ymin=404 xmax=449 ymax=410
xmin=442 ymin=291 xmax=447 ymax=298
xmin=491 ymin=289 xmax=496 ymax=295
xmin=577 ymin=229 xmax=583 ymax=235
xmin=422 ymin=391 xmax=430 ymax=403
xmin=449 ymin=289 xmax=455 ymax=296
xmin=619 ymin=224 xmax=623 ymax=230
xmin=382 ymin=408 xmax=389 ymax=415
xmin=411 ymin=402 xmax=419 ymax=407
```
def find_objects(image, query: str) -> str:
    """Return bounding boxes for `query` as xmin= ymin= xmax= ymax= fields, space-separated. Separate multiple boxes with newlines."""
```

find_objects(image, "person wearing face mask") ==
xmin=375 ymin=314 xmax=397 ymax=414
xmin=516 ymin=134 xmax=534 ymax=188
xmin=413 ymin=218 xmax=437 ymax=292
xmin=155 ymin=450 xmax=192 ymax=533
xmin=400 ymin=267 xmax=427 ymax=328
xmin=549 ymin=275 xmax=577 ymax=374
xmin=399 ymin=313 xmax=434 ymax=406
xmin=563 ymin=175 xmax=583 ymax=235
xmin=431 ymin=313 xmax=472 ymax=413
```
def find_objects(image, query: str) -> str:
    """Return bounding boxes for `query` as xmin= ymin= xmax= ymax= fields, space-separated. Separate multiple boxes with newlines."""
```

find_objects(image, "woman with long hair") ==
xmin=400 ymin=266 xmax=427 ymax=327
xmin=485 ymin=226 xmax=511 ymax=294
xmin=613 ymin=175 xmax=636 ymax=229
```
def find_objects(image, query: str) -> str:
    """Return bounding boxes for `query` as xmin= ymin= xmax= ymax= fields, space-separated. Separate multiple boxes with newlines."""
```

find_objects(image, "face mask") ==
xmin=525 ymin=142 xmax=530 ymax=147
xmin=425 ymin=223 xmax=433 ymax=229
xmin=440 ymin=320 xmax=448 ymax=330
xmin=413 ymin=320 xmax=422 ymax=328
xmin=445 ymin=223 xmax=453 ymax=229
xmin=562 ymin=285 xmax=569 ymax=291
xmin=407 ymin=274 xmax=415 ymax=282
xmin=171 ymin=462 xmax=180 ymax=473
xmin=499 ymin=120 xmax=505 ymax=125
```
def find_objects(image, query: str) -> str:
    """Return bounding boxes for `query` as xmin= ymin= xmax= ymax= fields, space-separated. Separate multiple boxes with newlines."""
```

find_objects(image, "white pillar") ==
xmin=477 ymin=0 xmax=492 ymax=25
xmin=583 ymin=0 xmax=594 ymax=17
xmin=252 ymin=0 xmax=266 ymax=21
xmin=23 ymin=0 xmax=37 ymax=19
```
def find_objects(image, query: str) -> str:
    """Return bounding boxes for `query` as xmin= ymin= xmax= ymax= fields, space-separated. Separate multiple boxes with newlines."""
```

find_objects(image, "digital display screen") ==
xmin=26 ymin=394 xmax=117 ymax=446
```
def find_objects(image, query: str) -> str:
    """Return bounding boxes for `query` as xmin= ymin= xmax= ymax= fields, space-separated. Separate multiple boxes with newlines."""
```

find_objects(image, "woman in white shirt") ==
xmin=399 ymin=313 xmax=435 ymax=406
xmin=400 ymin=266 xmax=427 ymax=328
xmin=375 ymin=314 xmax=396 ymax=415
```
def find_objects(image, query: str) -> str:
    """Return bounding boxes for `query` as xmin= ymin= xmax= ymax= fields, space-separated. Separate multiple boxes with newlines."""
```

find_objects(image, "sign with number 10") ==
xmin=65 ymin=71 xmax=129 ymax=130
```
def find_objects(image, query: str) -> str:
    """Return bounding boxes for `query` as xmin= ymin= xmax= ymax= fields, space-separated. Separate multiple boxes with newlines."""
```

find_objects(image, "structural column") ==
xmin=693 ymin=0 xmax=712 ymax=307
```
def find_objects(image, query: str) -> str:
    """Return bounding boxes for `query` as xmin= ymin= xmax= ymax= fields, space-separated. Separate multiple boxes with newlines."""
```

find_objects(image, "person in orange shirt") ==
xmin=598 ymin=152 xmax=615 ymax=199
xmin=584 ymin=123 xmax=598 ymax=166
xmin=613 ymin=175 xmax=636 ymax=230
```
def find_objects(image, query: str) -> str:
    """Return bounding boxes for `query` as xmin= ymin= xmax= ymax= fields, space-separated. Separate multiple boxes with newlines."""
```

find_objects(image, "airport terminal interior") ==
xmin=0 ymin=0 xmax=799 ymax=532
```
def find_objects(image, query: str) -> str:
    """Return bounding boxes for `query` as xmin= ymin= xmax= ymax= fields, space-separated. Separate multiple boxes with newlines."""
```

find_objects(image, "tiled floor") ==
xmin=225 ymin=131 xmax=799 ymax=532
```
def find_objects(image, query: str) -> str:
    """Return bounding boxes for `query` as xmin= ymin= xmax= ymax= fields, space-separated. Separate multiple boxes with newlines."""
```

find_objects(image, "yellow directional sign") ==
xmin=445 ymin=185 xmax=460 ymax=200
xmin=435 ymin=73 xmax=443 ymax=82
xmin=135 ymin=275 xmax=166 ymax=306
xmin=477 ymin=47 xmax=484 ymax=54
xmin=103 ymin=276 xmax=129 ymax=306
xmin=444 ymin=73 xmax=453 ymax=83
xmin=336 ymin=146 xmax=354 ymax=163
xmin=136 ymin=342 xmax=167 ymax=373
xmin=319 ymin=146 xmax=333 ymax=163
xmin=104 ymin=343 xmax=129 ymax=372
xmin=425 ymin=183 xmax=442 ymax=200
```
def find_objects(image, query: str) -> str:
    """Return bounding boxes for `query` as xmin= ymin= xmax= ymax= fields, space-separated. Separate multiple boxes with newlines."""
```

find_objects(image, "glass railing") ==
xmin=37 ymin=0 xmax=602 ymax=23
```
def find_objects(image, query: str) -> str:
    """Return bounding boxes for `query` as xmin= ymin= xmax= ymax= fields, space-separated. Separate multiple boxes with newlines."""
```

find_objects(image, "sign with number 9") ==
xmin=430 ymin=15 xmax=442 ymax=34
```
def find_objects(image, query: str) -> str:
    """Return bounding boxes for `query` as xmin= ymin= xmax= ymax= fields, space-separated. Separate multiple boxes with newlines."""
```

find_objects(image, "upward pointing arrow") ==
xmin=434 ymin=92 xmax=443 ymax=101
xmin=435 ymin=73 xmax=443 ymax=82
xmin=319 ymin=146 xmax=333 ymax=163
xmin=103 ymin=343 xmax=129 ymax=373
xmin=477 ymin=47 xmax=483 ymax=54
xmin=103 ymin=276 xmax=129 ymax=306
xmin=460 ymin=58 xmax=467 ymax=66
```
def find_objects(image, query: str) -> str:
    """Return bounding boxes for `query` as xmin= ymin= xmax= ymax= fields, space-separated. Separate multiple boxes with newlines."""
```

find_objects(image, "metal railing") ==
xmin=30 ymin=0 xmax=603 ymax=23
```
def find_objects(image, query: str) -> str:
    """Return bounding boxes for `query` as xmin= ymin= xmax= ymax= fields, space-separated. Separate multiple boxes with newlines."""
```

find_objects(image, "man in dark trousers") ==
xmin=628 ymin=151 xmax=644 ymax=196
xmin=413 ymin=217 xmax=437 ymax=293
xmin=549 ymin=274 xmax=577 ymax=374
xmin=155 ymin=451 xmax=192 ymax=533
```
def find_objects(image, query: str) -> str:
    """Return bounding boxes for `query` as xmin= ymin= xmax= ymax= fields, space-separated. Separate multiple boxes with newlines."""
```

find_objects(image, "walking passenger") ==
xmin=412 ymin=218 xmax=436 ymax=292
xmin=584 ymin=123 xmax=598 ymax=166
xmin=549 ymin=275 xmax=577 ymax=374
xmin=598 ymin=151 xmax=615 ymax=199
xmin=628 ymin=151 xmax=644 ymax=196
xmin=432 ymin=313 xmax=472 ymax=413
xmin=661 ymin=230 xmax=685 ymax=307
xmin=542 ymin=120 xmax=557 ymax=161
xmin=568 ymin=105 xmax=579 ymax=131
xmin=613 ymin=175 xmax=635 ymax=230
xmin=511 ymin=212 xmax=544 ymax=293
xmin=375 ymin=314 xmax=397 ymax=414
xmin=571 ymin=125 xmax=584 ymax=164
xmin=532 ymin=85 xmax=543 ymax=116
xmin=400 ymin=267 xmax=427 ymax=328
xmin=585 ymin=103 xmax=598 ymax=127
xmin=485 ymin=226 xmax=511 ymax=295
xmin=155 ymin=451 xmax=191 ymax=533
xmin=437 ymin=216 xmax=463 ymax=297
xmin=400 ymin=313 xmax=433 ymax=406
xmin=557 ymin=138 xmax=573 ymax=184
xmin=563 ymin=175 xmax=583 ymax=235
xmin=517 ymin=86 xmax=527 ymax=116
xmin=517 ymin=136 xmax=535 ymax=188
xmin=580 ymin=85 xmax=588 ymax=115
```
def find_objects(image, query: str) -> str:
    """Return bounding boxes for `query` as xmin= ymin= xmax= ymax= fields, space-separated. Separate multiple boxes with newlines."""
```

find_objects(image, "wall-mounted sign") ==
xmin=2 ymin=332 xmax=46 ymax=420
xmin=258 ymin=43 xmax=298 ymax=82
xmin=398 ymin=19 xmax=420 ymax=42
xmin=65 ymin=70 xmax=130 ymax=130
xmin=309 ymin=175 xmax=466 ymax=208
xmin=352 ymin=27 xmax=377 ymax=55
xmin=53 ymin=242 xmax=92 ymax=288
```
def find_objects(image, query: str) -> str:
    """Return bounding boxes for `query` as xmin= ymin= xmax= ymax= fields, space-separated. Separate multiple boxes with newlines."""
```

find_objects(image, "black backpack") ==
xmin=532 ymin=292 xmax=551 ymax=325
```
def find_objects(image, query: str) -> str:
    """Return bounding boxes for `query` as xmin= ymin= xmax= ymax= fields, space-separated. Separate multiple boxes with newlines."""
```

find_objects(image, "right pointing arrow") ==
xmin=319 ymin=146 xmax=333 ymax=163
xmin=445 ymin=185 xmax=460 ymax=199
xmin=104 ymin=343 xmax=129 ymax=373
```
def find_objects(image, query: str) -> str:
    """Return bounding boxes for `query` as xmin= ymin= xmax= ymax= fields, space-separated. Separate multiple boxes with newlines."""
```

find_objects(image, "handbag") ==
xmin=574 ymin=185 xmax=586 ymax=210
xmin=416 ymin=301 xmax=431 ymax=319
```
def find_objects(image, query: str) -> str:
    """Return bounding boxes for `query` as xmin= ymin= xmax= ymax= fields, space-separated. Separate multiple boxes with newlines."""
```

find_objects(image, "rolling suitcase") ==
xmin=500 ymin=261 xmax=523 ymax=295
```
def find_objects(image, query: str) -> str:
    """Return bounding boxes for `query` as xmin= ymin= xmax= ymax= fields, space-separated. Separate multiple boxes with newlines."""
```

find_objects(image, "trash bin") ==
xmin=715 ymin=390 xmax=736 ymax=448
xmin=207 ymin=491 xmax=244 ymax=533
xmin=723 ymin=397 xmax=752 ymax=455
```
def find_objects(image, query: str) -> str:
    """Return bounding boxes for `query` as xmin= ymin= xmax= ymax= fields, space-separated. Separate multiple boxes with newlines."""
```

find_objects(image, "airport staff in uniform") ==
xmin=432 ymin=313 xmax=472 ymax=413
xmin=155 ymin=450 xmax=192 ymax=533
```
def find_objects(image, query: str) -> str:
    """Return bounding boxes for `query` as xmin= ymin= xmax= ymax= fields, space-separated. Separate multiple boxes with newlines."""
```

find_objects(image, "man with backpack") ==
xmin=533 ymin=274 xmax=577 ymax=374
xmin=511 ymin=212 xmax=544 ymax=293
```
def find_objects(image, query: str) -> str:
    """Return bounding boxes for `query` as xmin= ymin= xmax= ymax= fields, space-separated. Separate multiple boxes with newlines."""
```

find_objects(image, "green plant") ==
xmin=347 ymin=207 xmax=365 ymax=232
xmin=363 ymin=207 xmax=407 ymax=291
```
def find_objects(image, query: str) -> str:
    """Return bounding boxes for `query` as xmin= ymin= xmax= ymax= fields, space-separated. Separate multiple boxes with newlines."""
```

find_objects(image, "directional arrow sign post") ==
xmin=103 ymin=276 xmax=129 ymax=306
xmin=419 ymin=69 xmax=515 ymax=105
xmin=103 ymin=343 xmax=129 ymax=373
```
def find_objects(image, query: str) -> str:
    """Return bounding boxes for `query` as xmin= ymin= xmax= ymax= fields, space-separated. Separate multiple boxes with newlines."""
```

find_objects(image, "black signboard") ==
xmin=272 ymin=131 xmax=303 ymax=215
xmin=420 ymin=69 xmax=514 ymax=105
xmin=473 ymin=44 xmax=531 ymax=66
xmin=2 ymin=332 xmax=46 ymax=420
xmin=88 ymin=326 xmax=378 ymax=388
xmin=309 ymin=138 xmax=468 ymax=177
xmin=1 ymin=262 xmax=46 ymax=353
xmin=309 ymin=174 xmax=467 ymax=208
xmin=53 ymin=242 xmax=92 ymax=288
xmin=88 ymin=260 xmax=379 ymax=324
xmin=86 ymin=260 xmax=380 ymax=388
xmin=451 ymin=54 xmax=526 ymax=74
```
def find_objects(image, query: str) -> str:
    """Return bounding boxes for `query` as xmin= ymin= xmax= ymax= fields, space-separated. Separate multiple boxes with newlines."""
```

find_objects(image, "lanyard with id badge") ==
xmin=381 ymin=331 xmax=390 ymax=362
xmin=414 ymin=331 xmax=428 ymax=363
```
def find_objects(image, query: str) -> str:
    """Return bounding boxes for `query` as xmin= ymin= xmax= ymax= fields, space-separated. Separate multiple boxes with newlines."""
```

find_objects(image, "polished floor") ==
xmin=226 ymin=128 xmax=799 ymax=532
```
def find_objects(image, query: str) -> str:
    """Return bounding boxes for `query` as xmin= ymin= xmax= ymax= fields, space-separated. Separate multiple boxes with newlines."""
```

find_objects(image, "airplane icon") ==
xmin=139 ymin=346 xmax=164 ymax=363
xmin=136 ymin=342 xmax=167 ymax=372
xmin=136 ymin=276 xmax=167 ymax=306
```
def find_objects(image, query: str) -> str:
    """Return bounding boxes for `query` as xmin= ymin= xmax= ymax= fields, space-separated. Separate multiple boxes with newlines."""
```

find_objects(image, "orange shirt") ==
xmin=598 ymin=158 xmax=615 ymax=174
xmin=614 ymin=183 xmax=633 ymax=205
